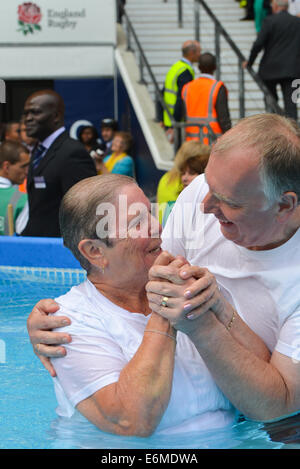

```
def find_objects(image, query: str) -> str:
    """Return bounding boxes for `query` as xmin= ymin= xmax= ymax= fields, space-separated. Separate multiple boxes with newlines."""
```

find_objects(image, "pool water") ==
xmin=0 ymin=266 xmax=299 ymax=449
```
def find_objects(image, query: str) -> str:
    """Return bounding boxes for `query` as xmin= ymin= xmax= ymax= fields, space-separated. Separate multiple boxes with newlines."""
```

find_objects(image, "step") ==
xmin=125 ymin=0 xmax=297 ymax=125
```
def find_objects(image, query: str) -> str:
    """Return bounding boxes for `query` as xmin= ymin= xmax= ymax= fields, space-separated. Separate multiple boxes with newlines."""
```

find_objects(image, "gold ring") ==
xmin=161 ymin=296 xmax=169 ymax=307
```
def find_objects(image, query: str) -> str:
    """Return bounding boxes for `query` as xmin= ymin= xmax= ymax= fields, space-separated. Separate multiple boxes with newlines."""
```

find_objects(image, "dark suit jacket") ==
xmin=248 ymin=11 xmax=300 ymax=81
xmin=22 ymin=131 xmax=97 ymax=237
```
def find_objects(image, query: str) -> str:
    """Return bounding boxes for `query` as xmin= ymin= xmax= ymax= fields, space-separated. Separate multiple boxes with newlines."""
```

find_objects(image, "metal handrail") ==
xmin=194 ymin=0 xmax=284 ymax=117
xmin=120 ymin=3 xmax=174 ymax=126
xmin=118 ymin=0 xmax=284 ymax=155
xmin=163 ymin=0 xmax=284 ymax=117
xmin=162 ymin=0 xmax=183 ymax=27
xmin=118 ymin=0 xmax=205 ymax=152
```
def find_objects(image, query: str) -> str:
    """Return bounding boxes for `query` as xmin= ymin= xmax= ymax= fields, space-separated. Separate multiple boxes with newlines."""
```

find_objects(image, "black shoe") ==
xmin=240 ymin=16 xmax=254 ymax=20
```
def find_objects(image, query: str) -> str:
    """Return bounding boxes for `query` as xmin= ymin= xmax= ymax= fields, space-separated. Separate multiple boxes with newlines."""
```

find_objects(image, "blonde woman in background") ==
xmin=157 ymin=141 xmax=211 ymax=225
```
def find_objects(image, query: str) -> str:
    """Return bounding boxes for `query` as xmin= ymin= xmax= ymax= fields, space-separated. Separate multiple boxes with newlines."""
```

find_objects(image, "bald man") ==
xmin=21 ymin=90 xmax=97 ymax=237
xmin=160 ymin=40 xmax=201 ymax=138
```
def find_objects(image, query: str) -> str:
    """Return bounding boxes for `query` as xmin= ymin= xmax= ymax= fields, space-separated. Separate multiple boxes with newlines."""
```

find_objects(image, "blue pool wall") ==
xmin=0 ymin=236 xmax=82 ymax=269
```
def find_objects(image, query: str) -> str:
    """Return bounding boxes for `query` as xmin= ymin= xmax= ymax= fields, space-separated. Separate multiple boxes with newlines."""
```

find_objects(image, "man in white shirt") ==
xmin=26 ymin=113 xmax=300 ymax=426
xmin=147 ymin=113 xmax=300 ymax=423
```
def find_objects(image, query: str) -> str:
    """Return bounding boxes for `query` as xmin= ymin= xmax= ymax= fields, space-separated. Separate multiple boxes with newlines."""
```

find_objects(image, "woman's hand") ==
xmin=146 ymin=257 xmax=234 ymax=336
xmin=27 ymin=299 xmax=72 ymax=377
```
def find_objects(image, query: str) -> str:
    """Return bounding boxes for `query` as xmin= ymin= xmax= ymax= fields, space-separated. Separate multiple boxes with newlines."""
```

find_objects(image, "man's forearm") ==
xmin=215 ymin=307 xmax=271 ymax=361
xmin=189 ymin=314 xmax=292 ymax=421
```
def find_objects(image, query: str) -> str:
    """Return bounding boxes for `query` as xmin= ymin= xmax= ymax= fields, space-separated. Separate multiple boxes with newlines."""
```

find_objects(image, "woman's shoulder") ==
xmin=53 ymin=281 xmax=100 ymax=331
xmin=55 ymin=281 xmax=88 ymax=307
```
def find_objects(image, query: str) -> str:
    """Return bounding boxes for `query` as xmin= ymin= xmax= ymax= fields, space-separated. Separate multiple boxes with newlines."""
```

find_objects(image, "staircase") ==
xmin=124 ymin=0 xmax=282 ymax=124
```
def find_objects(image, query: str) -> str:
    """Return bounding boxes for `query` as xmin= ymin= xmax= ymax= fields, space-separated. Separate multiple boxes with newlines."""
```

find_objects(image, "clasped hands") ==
xmin=146 ymin=251 xmax=233 ymax=338
xmin=26 ymin=250 xmax=235 ymax=377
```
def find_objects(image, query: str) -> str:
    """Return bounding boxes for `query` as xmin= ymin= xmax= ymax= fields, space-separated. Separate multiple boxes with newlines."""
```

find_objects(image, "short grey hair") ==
xmin=212 ymin=113 xmax=300 ymax=204
xmin=59 ymin=174 xmax=137 ymax=273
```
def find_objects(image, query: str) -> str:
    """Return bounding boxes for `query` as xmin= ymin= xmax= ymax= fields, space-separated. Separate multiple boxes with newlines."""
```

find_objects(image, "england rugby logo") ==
xmin=17 ymin=2 xmax=42 ymax=35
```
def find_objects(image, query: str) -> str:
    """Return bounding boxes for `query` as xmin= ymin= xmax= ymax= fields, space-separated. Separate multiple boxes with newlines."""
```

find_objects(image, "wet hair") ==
xmin=0 ymin=140 xmax=29 ymax=167
xmin=59 ymin=174 xmax=137 ymax=273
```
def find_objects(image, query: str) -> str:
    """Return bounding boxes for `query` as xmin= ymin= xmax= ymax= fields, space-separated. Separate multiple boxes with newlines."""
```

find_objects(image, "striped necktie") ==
xmin=32 ymin=143 xmax=46 ymax=170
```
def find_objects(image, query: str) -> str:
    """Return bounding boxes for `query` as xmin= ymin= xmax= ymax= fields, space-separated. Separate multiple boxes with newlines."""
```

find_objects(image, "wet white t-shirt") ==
xmin=51 ymin=279 xmax=236 ymax=435
xmin=162 ymin=174 xmax=300 ymax=358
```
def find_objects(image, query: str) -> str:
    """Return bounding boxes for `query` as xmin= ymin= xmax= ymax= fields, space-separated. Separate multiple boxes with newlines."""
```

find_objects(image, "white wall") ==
xmin=0 ymin=0 xmax=116 ymax=78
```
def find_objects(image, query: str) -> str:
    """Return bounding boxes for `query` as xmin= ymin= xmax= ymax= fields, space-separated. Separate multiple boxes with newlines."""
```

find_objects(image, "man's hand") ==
xmin=27 ymin=299 xmax=72 ymax=377
xmin=146 ymin=257 xmax=234 ymax=336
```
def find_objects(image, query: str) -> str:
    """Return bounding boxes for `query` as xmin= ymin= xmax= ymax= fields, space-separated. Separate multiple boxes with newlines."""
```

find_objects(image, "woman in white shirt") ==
xmin=28 ymin=173 xmax=239 ymax=437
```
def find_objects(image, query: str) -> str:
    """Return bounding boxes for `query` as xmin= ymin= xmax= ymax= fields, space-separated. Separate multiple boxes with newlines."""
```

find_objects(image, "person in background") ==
xmin=21 ymin=89 xmax=97 ymax=237
xmin=157 ymin=141 xmax=211 ymax=225
xmin=3 ymin=121 xmax=21 ymax=143
xmin=181 ymin=53 xmax=231 ymax=145
xmin=78 ymin=125 xmax=100 ymax=154
xmin=78 ymin=125 xmax=104 ymax=173
xmin=243 ymin=0 xmax=300 ymax=120
xmin=20 ymin=118 xmax=37 ymax=153
xmin=254 ymin=0 xmax=272 ymax=32
xmin=99 ymin=118 xmax=118 ymax=156
xmin=98 ymin=131 xmax=135 ymax=178
xmin=180 ymin=149 xmax=210 ymax=190
xmin=19 ymin=117 xmax=37 ymax=195
xmin=159 ymin=40 xmax=201 ymax=144
xmin=240 ymin=0 xmax=255 ymax=20
xmin=0 ymin=141 xmax=29 ymax=235
xmin=117 ymin=0 xmax=126 ymax=23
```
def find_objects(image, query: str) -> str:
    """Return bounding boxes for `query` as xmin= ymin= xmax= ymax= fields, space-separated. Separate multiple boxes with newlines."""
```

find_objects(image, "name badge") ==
xmin=34 ymin=176 xmax=46 ymax=189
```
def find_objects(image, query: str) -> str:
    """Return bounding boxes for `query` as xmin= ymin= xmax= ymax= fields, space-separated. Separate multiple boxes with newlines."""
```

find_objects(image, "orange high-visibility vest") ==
xmin=19 ymin=179 xmax=27 ymax=193
xmin=182 ymin=76 xmax=225 ymax=145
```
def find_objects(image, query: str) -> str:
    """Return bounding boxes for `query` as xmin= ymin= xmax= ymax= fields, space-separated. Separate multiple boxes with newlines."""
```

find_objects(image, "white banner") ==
xmin=0 ymin=0 xmax=116 ymax=44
